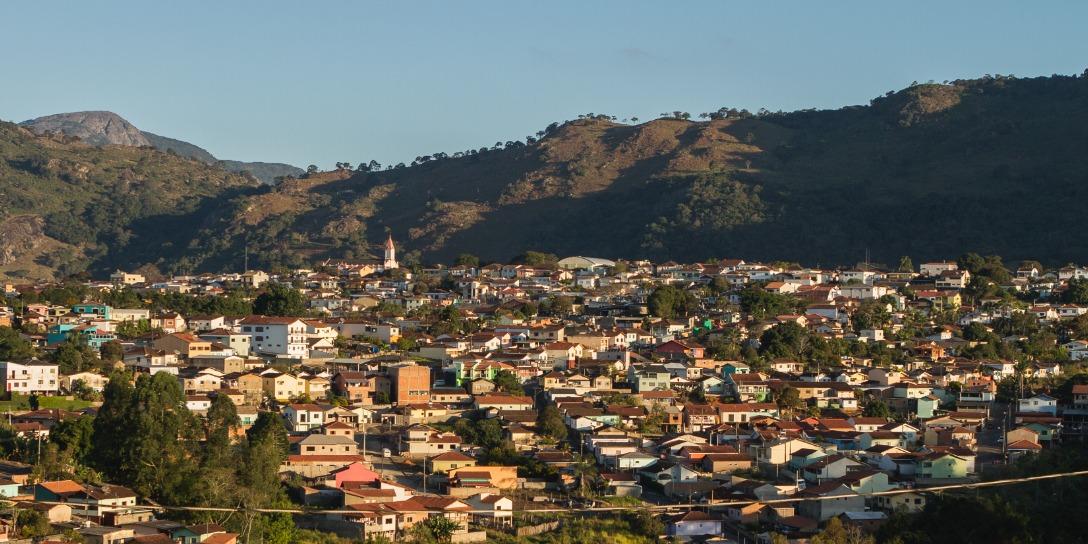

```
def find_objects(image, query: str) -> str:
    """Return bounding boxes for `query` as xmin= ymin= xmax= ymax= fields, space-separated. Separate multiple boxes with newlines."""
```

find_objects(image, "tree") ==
xmin=51 ymin=414 xmax=95 ymax=464
xmin=1063 ymin=279 xmax=1088 ymax=304
xmin=91 ymin=372 xmax=135 ymax=473
xmin=475 ymin=418 xmax=504 ymax=449
xmin=862 ymin=399 xmax=892 ymax=418
xmin=100 ymin=340 xmax=124 ymax=363
xmin=898 ymin=256 xmax=914 ymax=273
xmin=420 ymin=516 xmax=461 ymax=543
xmin=247 ymin=412 xmax=289 ymax=456
xmin=812 ymin=516 xmax=874 ymax=544
xmin=648 ymin=285 xmax=698 ymax=319
xmin=253 ymin=283 xmax=307 ymax=316
xmin=14 ymin=509 xmax=51 ymax=538
xmin=454 ymin=253 xmax=480 ymax=267
xmin=492 ymin=370 xmax=524 ymax=395
xmin=92 ymin=372 xmax=201 ymax=503
xmin=537 ymin=405 xmax=568 ymax=442
xmin=204 ymin=394 xmax=240 ymax=461
xmin=0 ymin=327 xmax=34 ymax=362
xmin=374 ymin=391 xmax=391 ymax=405
xmin=52 ymin=342 xmax=82 ymax=373
xmin=775 ymin=386 xmax=803 ymax=413
xmin=520 ymin=251 xmax=559 ymax=267
xmin=739 ymin=286 xmax=801 ymax=320
xmin=759 ymin=322 xmax=809 ymax=360
xmin=852 ymin=299 xmax=891 ymax=331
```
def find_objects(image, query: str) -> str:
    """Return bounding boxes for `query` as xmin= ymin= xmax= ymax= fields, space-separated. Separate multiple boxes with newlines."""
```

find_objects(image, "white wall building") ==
xmin=0 ymin=361 xmax=60 ymax=395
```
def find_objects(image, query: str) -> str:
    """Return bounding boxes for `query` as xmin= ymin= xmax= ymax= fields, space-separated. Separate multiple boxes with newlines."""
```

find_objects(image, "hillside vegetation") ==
xmin=21 ymin=111 xmax=303 ymax=184
xmin=0 ymin=121 xmax=260 ymax=280
xmin=3 ymin=73 xmax=1088 ymax=279
xmin=193 ymin=73 xmax=1088 ymax=270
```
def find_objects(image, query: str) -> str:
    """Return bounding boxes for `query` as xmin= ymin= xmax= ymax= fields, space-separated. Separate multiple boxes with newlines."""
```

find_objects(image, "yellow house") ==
xmin=152 ymin=333 xmax=213 ymax=359
xmin=429 ymin=451 xmax=477 ymax=474
xmin=234 ymin=373 xmax=266 ymax=405
xmin=448 ymin=465 xmax=518 ymax=490
xmin=263 ymin=372 xmax=305 ymax=402
xmin=305 ymin=376 xmax=331 ymax=399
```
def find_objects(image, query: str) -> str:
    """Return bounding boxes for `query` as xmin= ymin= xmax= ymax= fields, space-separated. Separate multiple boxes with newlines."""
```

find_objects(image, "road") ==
xmin=977 ymin=401 xmax=1009 ymax=470
xmin=354 ymin=426 xmax=422 ymax=491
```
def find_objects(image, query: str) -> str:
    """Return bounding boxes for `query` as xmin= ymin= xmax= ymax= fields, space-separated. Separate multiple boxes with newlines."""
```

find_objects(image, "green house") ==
xmin=918 ymin=453 xmax=967 ymax=479
xmin=1024 ymin=422 xmax=1059 ymax=442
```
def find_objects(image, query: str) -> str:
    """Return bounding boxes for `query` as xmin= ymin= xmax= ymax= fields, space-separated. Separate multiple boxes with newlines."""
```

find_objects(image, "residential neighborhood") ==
xmin=1 ymin=251 xmax=1087 ymax=543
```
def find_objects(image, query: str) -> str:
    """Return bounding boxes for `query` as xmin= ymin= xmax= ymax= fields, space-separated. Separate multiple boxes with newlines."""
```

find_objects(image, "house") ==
xmin=153 ymin=333 xmax=215 ymax=359
xmin=69 ymin=484 xmax=139 ymax=519
xmin=874 ymin=491 xmax=927 ymax=514
xmin=666 ymin=511 xmax=721 ymax=538
xmin=61 ymin=371 xmax=109 ymax=393
xmin=1006 ymin=439 xmax=1043 ymax=460
xmin=1017 ymin=393 xmax=1058 ymax=416
xmin=283 ymin=404 xmax=328 ymax=433
xmin=797 ymin=483 xmax=865 ymax=521
xmin=639 ymin=461 xmax=701 ymax=486
xmin=448 ymin=466 xmax=519 ymax=491
xmin=332 ymin=371 xmax=377 ymax=404
xmin=613 ymin=451 xmax=658 ymax=471
xmin=917 ymin=452 xmax=968 ymax=480
xmin=701 ymin=453 xmax=753 ymax=474
xmin=429 ymin=451 xmax=477 ymax=474
xmin=238 ymin=316 xmax=309 ymax=359
xmin=802 ymin=454 xmax=863 ymax=484
xmin=473 ymin=394 xmax=533 ymax=411
xmin=296 ymin=434 xmax=357 ymax=456
xmin=0 ymin=361 xmax=60 ymax=395
xmin=463 ymin=492 xmax=513 ymax=526
xmin=325 ymin=462 xmax=381 ymax=488
xmin=263 ymin=371 xmax=305 ymax=401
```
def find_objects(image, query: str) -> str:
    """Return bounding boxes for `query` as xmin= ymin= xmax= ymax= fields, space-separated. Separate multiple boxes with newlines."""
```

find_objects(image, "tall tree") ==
xmin=253 ymin=283 xmax=307 ymax=316
xmin=0 ymin=327 xmax=34 ymax=362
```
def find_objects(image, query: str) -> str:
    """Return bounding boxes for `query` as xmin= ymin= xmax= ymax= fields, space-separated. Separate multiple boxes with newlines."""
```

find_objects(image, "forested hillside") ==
xmin=3 ymin=73 xmax=1088 ymax=279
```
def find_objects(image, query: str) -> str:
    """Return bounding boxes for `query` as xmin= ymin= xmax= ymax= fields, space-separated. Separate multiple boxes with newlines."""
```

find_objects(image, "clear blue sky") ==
xmin=2 ymin=1 xmax=1086 ymax=168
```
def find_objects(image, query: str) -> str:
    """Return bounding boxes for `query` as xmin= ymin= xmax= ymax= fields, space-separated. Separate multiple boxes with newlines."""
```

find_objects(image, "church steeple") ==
xmin=383 ymin=234 xmax=398 ymax=270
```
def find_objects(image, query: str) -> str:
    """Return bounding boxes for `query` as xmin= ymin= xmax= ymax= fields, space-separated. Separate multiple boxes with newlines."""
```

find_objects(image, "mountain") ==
xmin=177 ymin=73 xmax=1088 ymax=272
xmin=20 ymin=111 xmax=302 ymax=183
xmin=141 ymin=131 xmax=217 ymax=163
xmin=4 ymin=73 xmax=1088 ymax=280
xmin=21 ymin=111 xmax=149 ymax=147
xmin=0 ymin=121 xmax=260 ymax=280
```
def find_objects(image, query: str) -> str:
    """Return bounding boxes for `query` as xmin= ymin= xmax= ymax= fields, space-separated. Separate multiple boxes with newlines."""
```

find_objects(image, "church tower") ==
xmin=383 ymin=234 xmax=398 ymax=270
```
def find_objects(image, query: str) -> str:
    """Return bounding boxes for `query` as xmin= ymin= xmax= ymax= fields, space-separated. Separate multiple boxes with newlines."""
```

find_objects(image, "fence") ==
xmin=515 ymin=520 xmax=561 ymax=537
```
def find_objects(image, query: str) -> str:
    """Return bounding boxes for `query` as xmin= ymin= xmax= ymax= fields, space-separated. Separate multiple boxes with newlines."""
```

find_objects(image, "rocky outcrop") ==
xmin=0 ymin=215 xmax=48 ymax=266
xmin=21 ymin=111 xmax=150 ymax=147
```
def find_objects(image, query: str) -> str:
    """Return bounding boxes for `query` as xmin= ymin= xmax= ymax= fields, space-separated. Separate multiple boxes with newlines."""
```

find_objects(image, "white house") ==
xmin=0 ymin=361 xmax=59 ymax=395
xmin=239 ymin=316 xmax=309 ymax=358
xmin=1018 ymin=393 xmax=1058 ymax=416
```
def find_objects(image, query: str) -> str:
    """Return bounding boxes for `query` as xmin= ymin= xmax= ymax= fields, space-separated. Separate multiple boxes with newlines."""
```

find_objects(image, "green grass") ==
xmin=0 ymin=395 xmax=94 ymax=412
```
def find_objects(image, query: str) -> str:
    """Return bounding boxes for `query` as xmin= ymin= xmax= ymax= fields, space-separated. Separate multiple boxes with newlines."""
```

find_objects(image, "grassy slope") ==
xmin=5 ymin=74 xmax=1088 ymax=279
xmin=0 ymin=122 xmax=260 ymax=280
xmin=226 ymin=74 xmax=1087 ymax=267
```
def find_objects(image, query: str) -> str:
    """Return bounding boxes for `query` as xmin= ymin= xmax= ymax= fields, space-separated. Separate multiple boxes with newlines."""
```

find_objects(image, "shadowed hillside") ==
xmin=4 ymin=73 xmax=1088 ymax=279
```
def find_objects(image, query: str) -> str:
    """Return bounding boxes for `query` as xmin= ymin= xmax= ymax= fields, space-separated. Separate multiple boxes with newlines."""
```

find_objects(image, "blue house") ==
xmin=0 ymin=478 xmax=19 ymax=498
xmin=46 ymin=323 xmax=116 ymax=348
xmin=72 ymin=304 xmax=112 ymax=320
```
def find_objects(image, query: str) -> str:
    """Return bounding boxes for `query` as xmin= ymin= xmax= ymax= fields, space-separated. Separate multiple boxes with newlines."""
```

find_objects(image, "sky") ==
xmin=2 ymin=1 xmax=1087 ymax=168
